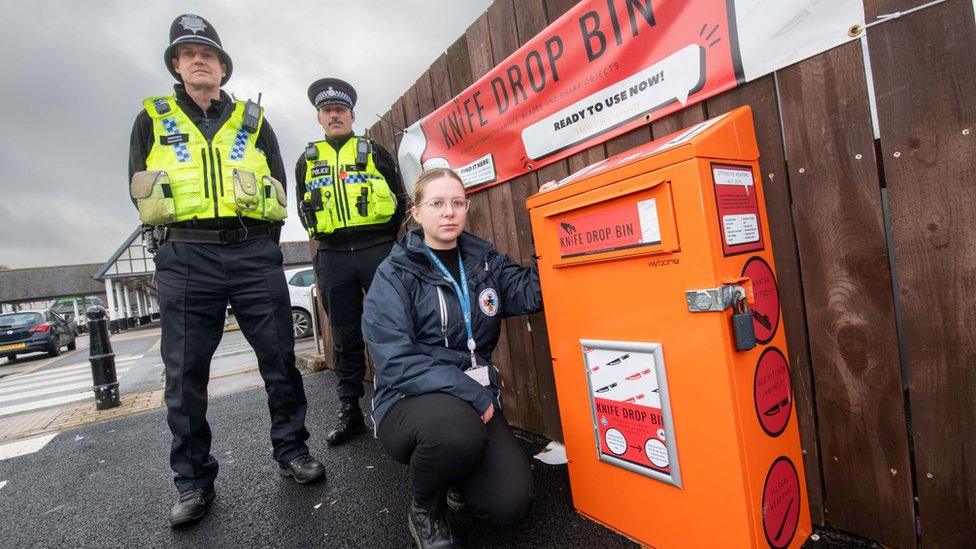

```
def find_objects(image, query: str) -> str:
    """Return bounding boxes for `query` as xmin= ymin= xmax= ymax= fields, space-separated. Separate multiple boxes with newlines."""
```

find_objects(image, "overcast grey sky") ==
xmin=0 ymin=0 xmax=492 ymax=269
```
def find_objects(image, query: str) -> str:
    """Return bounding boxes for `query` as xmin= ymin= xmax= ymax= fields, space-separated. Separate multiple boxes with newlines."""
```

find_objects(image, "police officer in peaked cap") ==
xmin=297 ymin=78 xmax=406 ymax=445
xmin=128 ymin=13 xmax=326 ymax=528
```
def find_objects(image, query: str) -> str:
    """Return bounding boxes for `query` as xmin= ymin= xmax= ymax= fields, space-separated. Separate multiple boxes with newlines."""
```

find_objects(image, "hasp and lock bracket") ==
xmin=685 ymin=280 xmax=757 ymax=351
xmin=685 ymin=280 xmax=751 ymax=313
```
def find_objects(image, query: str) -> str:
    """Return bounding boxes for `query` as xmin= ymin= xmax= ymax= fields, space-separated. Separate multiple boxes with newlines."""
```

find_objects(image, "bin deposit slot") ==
xmin=545 ymin=178 xmax=679 ymax=266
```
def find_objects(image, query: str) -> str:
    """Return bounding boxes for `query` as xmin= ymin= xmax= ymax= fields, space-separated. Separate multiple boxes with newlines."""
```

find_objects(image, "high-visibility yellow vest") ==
xmin=130 ymin=95 xmax=287 ymax=225
xmin=301 ymin=137 xmax=396 ymax=236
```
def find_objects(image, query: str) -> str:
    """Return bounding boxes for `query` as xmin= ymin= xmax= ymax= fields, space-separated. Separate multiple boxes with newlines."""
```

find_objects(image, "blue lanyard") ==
xmin=425 ymin=246 xmax=478 ymax=370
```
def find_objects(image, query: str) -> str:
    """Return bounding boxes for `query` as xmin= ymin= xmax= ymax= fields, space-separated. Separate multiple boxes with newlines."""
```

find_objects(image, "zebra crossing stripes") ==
xmin=0 ymin=361 xmax=131 ymax=418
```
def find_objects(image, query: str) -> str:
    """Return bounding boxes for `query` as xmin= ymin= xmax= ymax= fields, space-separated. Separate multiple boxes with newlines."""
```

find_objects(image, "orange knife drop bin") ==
xmin=526 ymin=107 xmax=810 ymax=548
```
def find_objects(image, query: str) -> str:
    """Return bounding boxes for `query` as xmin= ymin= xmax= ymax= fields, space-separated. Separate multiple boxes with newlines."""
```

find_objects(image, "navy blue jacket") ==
xmin=363 ymin=229 xmax=543 ymax=430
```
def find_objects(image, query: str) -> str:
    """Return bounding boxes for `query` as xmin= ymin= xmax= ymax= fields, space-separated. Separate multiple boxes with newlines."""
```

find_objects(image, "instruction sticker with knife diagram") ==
xmin=581 ymin=339 xmax=681 ymax=487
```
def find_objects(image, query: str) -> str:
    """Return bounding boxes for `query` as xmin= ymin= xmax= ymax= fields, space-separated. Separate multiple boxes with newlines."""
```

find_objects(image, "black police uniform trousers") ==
xmin=313 ymin=241 xmax=392 ymax=400
xmin=377 ymin=393 xmax=533 ymax=525
xmin=154 ymin=237 xmax=310 ymax=491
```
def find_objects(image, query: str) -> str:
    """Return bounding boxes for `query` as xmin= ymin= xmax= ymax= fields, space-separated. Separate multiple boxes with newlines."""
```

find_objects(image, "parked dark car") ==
xmin=0 ymin=310 xmax=77 ymax=362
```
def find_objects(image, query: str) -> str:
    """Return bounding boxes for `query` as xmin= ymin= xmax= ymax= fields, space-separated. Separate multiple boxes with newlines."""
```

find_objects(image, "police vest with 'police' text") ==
xmin=301 ymin=137 xmax=396 ymax=236
xmin=129 ymin=95 xmax=288 ymax=226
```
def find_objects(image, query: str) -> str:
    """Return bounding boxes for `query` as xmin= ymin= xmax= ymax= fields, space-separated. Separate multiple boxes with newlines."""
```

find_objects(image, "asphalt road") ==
xmin=0 ymin=323 xmax=318 ymax=423
xmin=0 ymin=370 xmax=636 ymax=548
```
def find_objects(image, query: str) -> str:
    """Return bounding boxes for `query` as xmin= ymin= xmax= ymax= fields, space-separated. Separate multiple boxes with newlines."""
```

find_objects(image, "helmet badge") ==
xmin=179 ymin=15 xmax=207 ymax=34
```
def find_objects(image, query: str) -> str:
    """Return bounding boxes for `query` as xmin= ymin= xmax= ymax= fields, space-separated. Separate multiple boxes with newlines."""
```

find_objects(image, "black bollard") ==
xmin=86 ymin=306 xmax=120 ymax=410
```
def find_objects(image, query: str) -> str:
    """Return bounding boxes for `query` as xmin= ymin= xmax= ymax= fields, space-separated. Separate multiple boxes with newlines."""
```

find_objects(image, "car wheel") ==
xmin=292 ymin=308 xmax=312 ymax=339
xmin=48 ymin=344 xmax=61 ymax=357
xmin=5 ymin=354 xmax=15 ymax=362
xmin=67 ymin=339 xmax=77 ymax=351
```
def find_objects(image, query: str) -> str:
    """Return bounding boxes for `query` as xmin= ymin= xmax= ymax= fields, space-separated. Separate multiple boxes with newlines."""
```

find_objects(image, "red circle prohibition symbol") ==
xmin=762 ymin=457 xmax=801 ymax=549
xmin=753 ymin=347 xmax=793 ymax=437
xmin=741 ymin=256 xmax=780 ymax=344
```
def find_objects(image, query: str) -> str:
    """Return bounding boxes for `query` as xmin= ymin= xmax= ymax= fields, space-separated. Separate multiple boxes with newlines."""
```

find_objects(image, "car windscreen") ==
xmin=0 ymin=312 xmax=44 ymax=328
xmin=289 ymin=270 xmax=315 ymax=287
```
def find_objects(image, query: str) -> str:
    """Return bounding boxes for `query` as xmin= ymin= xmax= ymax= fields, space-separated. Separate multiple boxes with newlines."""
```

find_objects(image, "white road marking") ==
xmin=0 ymin=374 xmax=95 ymax=397
xmin=0 ymin=381 xmax=92 ymax=402
xmin=0 ymin=392 xmax=93 ymax=417
xmin=0 ymin=370 xmax=95 ymax=390
xmin=0 ymin=381 xmax=93 ymax=403
xmin=6 ymin=362 xmax=91 ymax=381
xmin=0 ymin=480 xmax=7 ymax=490
xmin=0 ymin=367 xmax=129 ymax=417
xmin=0 ymin=432 xmax=59 ymax=461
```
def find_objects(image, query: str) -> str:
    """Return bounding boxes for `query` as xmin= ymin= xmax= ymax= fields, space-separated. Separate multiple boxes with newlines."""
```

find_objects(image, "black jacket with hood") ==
xmin=362 ymin=229 xmax=543 ymax=430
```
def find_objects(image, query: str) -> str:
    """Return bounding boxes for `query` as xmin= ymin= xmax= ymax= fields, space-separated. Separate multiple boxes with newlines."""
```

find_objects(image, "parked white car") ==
xmin=284 ymin=267 xmax=316 ymax=339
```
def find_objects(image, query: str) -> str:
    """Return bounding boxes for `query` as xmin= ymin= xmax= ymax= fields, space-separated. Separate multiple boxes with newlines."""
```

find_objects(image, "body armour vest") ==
xmin=129 ymin=95 xmax=288 ymax=226
xmin=300 ymin=137 xmax=396 ymax=236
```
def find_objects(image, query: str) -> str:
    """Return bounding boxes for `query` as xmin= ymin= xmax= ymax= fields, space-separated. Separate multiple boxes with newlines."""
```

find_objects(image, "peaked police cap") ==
xmin=164 ymin=14 xmax=233 ymax=85
xmin=308 ymin=78 xmax=357 ymax=110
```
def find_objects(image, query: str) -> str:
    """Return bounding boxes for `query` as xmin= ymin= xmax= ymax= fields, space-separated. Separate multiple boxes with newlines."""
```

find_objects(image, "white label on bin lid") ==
xmin=637 ymin=198 xmax=661 ymax=245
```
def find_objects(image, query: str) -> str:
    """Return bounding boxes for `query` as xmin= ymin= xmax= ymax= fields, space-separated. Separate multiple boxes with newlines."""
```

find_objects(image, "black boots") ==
xmin=167 ymin=485 xmax=216 ymax=528
xmin=325 ymin=397 xmax=367 ymax=445
xmin=278 ymin=454 xmax=327 ymax=484
xmin=446 ymin=486 xmax=466 ymax=511
xmin=408 ymin=500 xmax=462 ymax=548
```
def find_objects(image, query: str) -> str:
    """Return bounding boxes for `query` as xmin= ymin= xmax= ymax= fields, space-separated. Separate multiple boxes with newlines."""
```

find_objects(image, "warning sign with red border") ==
xmin=741 ymin=256 xmax=780 ymax=344
xmin=556 ymin=197 xmax=661 ymax=258
xmin=753 ymin=347 xmax=792 ymax=437
xmin=712 ymin=163 xmax=764 ymax=256
xmin=762 ymin=457 xmax=801 ymax=548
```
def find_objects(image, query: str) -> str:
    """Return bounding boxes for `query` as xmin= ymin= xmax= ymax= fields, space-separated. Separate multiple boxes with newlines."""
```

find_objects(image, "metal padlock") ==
xmin=732 ymin=295 xmax=757 ymax=351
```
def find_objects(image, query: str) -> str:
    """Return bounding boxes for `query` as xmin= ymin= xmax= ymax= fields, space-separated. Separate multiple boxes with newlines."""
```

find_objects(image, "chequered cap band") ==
xmin=314 ymin=88 xmax=353 ymax=107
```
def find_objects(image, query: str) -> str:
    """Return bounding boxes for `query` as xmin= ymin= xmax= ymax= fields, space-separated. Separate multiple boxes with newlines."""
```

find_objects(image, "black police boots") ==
xmin=278 ymin=454 xmax=327 ymax=484
xmin=325 ymin=397 xmax=367 ymax=445
xmin=167 ymin=484 xmax=215 ymax=528
xmin=408 ymin=500 xmax=462 ymax=548
xmin=446 ymin=486 xmax=466 ymax=511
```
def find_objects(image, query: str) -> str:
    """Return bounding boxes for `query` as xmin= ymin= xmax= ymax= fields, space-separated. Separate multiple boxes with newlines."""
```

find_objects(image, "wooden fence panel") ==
xmin=605 ymin=125 xmax=652 ymax=156
xmin=868 ymin=1 xmax=976 ymax=545
xmin=543 ymin=0 xmax=578 ymax=21
xmin=777 ymin=41 xmax=915 ymax=547
xmin=651 ymin=103 xmax=708 ymax=138
xmin=487 ymin=0 xmax=547 ymax=435
xmin=513 ymin=0 xmax=563 ymax=440
xmin=447 ymin=36 xmax=474 ymax=95
xmin=402 ymin=83 xmax=421 ymax=127
xmin=459 ymin=9 xmax=523 ymax=423
xmin=706 ymin=75 xmax=825 ymax=525
xmin=415 ymin=70 xmax=435 ymax=118
xmin=389 ymin=98 xmax=406 ymax=155
xmin=373 ymin=108 xmax=395 ymax=155
xmin=863 ymin=0 xmax=932 ymax=19
xmin=429 ymin=54 xmax=453 ymax=108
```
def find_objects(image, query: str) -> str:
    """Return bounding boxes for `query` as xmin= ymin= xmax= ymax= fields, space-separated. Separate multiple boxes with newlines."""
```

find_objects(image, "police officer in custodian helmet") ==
xmin=127 ymin=14 xmax=326 ymax=527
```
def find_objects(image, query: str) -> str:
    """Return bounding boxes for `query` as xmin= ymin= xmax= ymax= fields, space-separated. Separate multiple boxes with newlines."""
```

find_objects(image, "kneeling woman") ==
xmin=362 ymin=168 xmax=542 ymax=548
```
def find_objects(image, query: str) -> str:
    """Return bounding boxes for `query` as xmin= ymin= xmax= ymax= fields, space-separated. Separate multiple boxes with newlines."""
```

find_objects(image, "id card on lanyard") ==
xmin=425 ymin=246 xmax=478 ymax=372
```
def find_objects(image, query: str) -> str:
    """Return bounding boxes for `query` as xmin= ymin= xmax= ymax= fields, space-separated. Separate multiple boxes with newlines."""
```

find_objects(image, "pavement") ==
xmin=0 ymin=368 xmax=637 ymax=548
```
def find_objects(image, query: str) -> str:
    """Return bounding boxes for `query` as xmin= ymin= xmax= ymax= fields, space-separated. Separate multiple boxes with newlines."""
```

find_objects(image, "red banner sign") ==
xmin=397 ymin=0 xmax=864 ymax=191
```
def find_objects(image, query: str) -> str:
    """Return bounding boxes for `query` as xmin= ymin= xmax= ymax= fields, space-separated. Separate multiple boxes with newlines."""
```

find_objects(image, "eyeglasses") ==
xmin=418 ymin=198 xmax=470 ymax=212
